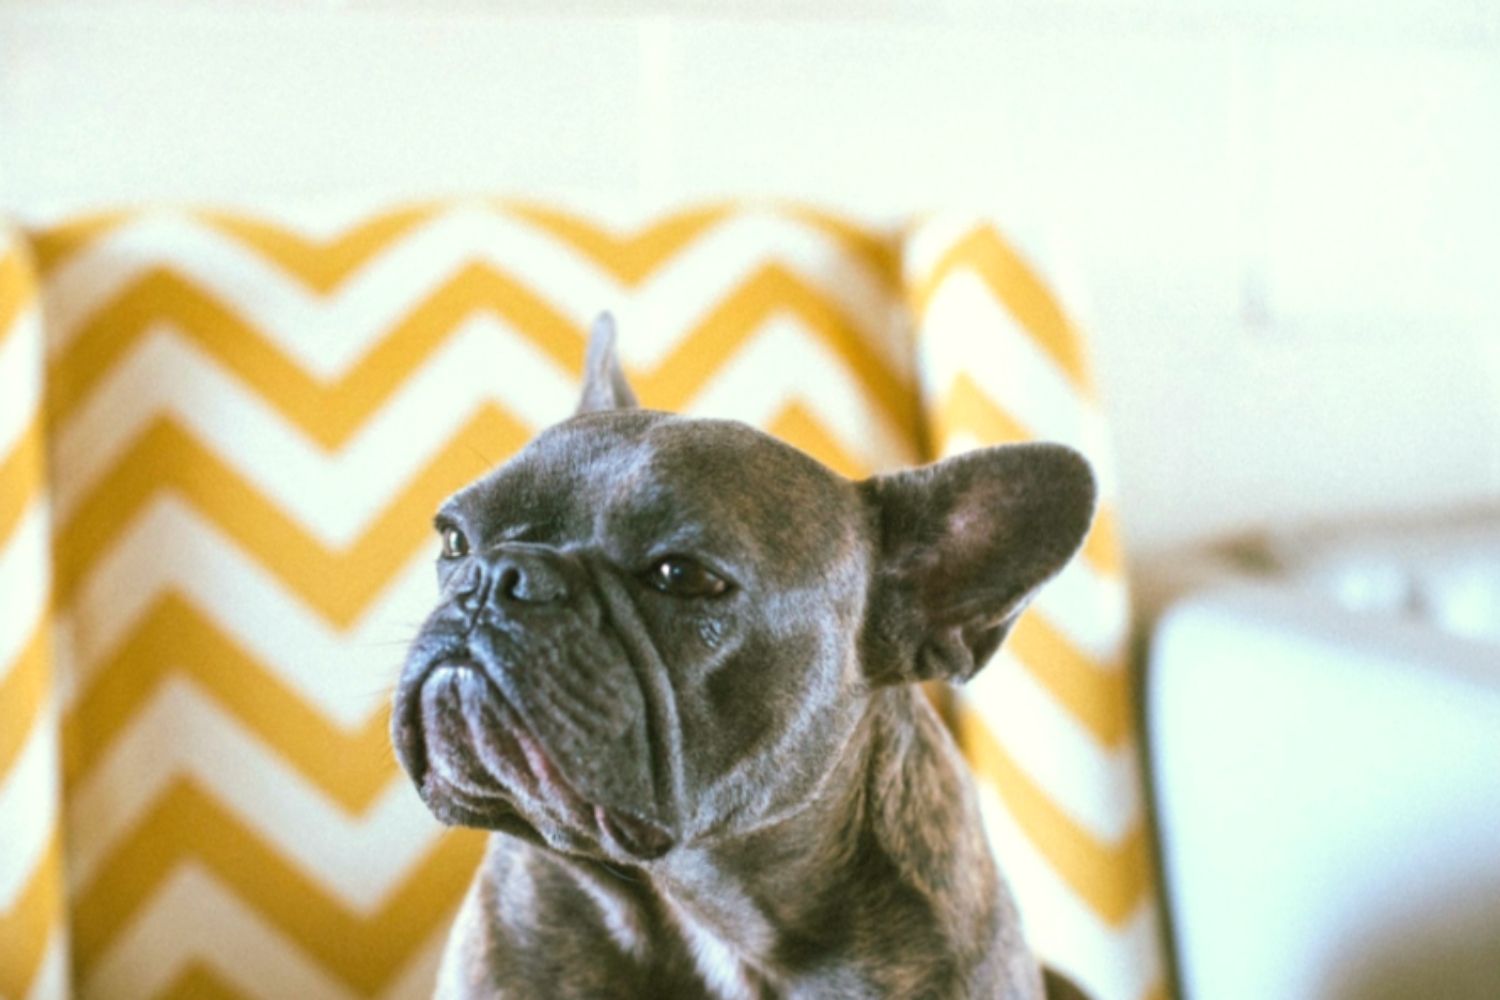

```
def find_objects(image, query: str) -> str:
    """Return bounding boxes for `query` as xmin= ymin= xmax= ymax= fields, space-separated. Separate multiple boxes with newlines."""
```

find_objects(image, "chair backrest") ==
xmin=0 ymin=203 xmax=1158 ymax=1000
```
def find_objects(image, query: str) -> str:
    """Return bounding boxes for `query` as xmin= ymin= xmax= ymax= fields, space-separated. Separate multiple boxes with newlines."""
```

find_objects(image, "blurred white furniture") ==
xmin=1147 ymin=514 xmax=1500 ymax=1000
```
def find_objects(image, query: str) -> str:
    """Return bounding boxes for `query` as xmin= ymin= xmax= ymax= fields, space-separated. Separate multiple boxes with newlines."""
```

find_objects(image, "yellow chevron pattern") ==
xmin=0 ymin=203 xmax=1161 ymax=1000
xmin=1 ymin=231 xmax=71 ymax=1000
xmin=908 ymin=215 xmax=1164 ymax=998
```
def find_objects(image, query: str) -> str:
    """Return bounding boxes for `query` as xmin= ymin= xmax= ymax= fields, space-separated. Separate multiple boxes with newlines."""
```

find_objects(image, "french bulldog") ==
xmin=391 ymin=316 xmax=1097 ymax=999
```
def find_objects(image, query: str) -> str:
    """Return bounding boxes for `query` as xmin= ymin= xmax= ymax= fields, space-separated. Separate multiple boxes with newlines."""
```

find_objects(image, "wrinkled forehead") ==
xmin=454 ymin=411 xmax=864 ymax=573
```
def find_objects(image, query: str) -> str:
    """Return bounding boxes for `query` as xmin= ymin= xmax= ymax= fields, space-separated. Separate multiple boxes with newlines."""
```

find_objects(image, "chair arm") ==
xmin=1146 ymin=580 xmax=1500 ymax=1000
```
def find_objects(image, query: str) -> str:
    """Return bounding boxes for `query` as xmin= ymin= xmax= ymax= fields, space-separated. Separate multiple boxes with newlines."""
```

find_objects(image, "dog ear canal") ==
xmin=575 ymin=312 xmax=641 ymax=415
xmin=858 ymin=443 xmax=1097 ymax=685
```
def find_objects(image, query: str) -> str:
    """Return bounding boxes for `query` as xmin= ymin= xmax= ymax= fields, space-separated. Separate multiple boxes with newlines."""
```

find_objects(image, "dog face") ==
xmin=391 ymin=318 xmax=1095 ymax=865
xmin=392 ymin=403 xmax=872 ymax=862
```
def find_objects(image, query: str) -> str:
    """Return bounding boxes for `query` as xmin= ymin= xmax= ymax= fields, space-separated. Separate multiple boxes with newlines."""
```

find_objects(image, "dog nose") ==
xmin=493 ymin=551 xmax=569 ymax=604
xmin=455 ymin=546 xmax=571 ymax=615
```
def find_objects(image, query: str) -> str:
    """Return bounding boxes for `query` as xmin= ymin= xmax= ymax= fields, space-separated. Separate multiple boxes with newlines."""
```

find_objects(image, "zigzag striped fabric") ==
xmin=0 ymin=202 xmax=1161 ymax=1000
xmin=907 ymin=217 xmax=1164 ymax=1000
xmin=1 ymin=227 xmax=74 ymax=1000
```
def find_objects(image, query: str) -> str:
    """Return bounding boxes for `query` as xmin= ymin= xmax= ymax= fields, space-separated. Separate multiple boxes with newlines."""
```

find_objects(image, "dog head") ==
xmin=391 ymin=316 xmax=1095 ymax=864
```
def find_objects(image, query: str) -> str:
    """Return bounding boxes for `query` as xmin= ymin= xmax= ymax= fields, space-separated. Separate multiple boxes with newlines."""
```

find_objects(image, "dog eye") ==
xmin=647 ymin=557 xmax=729 ymax=598
xmin=439 ymin=526 xmax=470 ymax=559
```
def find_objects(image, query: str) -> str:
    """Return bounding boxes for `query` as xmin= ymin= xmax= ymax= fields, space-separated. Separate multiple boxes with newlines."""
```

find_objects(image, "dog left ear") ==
xmin=858 ymin=443 xmax=1097 ymax=685
xmin=576 ymin=312 xmax=640 ymax=414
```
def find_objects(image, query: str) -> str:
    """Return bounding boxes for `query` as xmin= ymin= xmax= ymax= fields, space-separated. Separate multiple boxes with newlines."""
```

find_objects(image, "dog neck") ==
xmin=472 ymin=686 xmax=1029 ymax=997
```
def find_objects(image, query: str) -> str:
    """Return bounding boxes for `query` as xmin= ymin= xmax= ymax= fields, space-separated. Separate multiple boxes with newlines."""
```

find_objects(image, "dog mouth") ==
xmin=403 ymin=658 xmax=673 ymax=860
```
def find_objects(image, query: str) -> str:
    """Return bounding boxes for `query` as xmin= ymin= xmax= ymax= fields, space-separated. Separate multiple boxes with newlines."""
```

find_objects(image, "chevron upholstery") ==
xmin=2 ymin=226 xmax=73 ymax=1000
xmin=0 ymin=202 xmax=1162 ymax=1000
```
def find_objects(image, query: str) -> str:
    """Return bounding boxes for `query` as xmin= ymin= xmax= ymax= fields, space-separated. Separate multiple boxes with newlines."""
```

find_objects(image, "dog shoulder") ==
xmin=866 ymin=688 xmax=1051 ymax=1000
xmin=867 ymin=688 xmax=996 ymax=906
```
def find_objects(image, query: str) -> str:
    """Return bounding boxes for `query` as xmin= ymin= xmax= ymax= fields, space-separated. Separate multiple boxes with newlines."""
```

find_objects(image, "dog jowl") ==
xmin=391 ymin=316 xmax=1097 ymax=999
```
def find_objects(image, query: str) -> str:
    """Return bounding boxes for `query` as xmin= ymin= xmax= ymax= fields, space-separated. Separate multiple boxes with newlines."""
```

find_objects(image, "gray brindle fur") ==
xmin=392 ymin=317 xmax=1096 ymax=999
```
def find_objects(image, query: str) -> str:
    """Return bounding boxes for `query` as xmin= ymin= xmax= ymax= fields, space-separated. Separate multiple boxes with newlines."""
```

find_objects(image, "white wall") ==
xmin=3 ymin=0 xmax=1498 ymax=568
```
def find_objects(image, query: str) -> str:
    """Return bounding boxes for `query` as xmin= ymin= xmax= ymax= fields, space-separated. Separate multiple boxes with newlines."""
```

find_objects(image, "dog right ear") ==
xmin=575 ymin=312 xmax=640 ymax=415
xmin=857 ymin=443 xmax=1096 ymax=685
